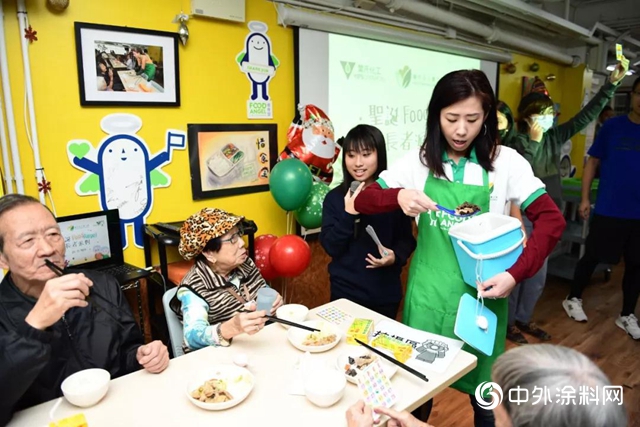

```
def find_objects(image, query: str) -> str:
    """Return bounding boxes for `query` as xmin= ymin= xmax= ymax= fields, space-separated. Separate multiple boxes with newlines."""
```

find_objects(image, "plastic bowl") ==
xmin=276 ymin=304 xmax=309 ymax=329
xmin=61 ymin=368 xmax=110 ymax=408
xmin=304 ymin=368 xmax=346 ymax=407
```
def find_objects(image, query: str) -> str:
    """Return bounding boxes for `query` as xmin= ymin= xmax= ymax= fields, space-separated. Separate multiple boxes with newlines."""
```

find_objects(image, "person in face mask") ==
xmin=507 ymin=56 xmax=629 ymax=208
xmin=499 ymin=57 xmax=629 ymax=345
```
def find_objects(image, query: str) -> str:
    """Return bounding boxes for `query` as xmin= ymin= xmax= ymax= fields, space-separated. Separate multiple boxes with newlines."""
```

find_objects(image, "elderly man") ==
xmin=0 ymin=194 xmax=169 ymax=424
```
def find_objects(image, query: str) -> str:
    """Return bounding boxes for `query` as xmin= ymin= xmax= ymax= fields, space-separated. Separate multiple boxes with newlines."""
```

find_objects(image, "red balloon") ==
xmin=254 ymin=234 xmax=279 ymax=281
xmin=269 ymin=235 xmax=311 ymax=278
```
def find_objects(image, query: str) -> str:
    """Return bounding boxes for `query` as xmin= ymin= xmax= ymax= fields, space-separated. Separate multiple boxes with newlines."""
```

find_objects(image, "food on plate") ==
xmin=344 ymin=353 xmax=377 ymax=377
xmin=455 ymin=201 xmax=481 ymax=216
xmin=303 ymin=330 xmax=337 ymax=346
xmin=191 ymin=378 xmax=233 ymax=403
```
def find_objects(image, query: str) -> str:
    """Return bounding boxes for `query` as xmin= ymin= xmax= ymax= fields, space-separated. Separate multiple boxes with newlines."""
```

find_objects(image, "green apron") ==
xmin=403 ymin=169 xmax=507 ymax=395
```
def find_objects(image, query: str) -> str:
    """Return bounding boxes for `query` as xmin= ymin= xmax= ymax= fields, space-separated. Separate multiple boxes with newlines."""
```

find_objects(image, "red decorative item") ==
xmin=24 ymin=26 xmax=38 ymax=43
xmin=278 ymin=104 xmax=341 ymax=184
xmin=254 ymin=234 xmax=279 ymax=281
xmin=269 ymin=235 xmax=311 ymax=278
xmin=37 ymin=178 xmax=51 ymax=194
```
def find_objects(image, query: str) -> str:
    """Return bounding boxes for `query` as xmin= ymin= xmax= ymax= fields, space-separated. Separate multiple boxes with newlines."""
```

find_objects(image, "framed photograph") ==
xmin=188 ymin=124 xmax=278 ymax=200
xmin=74 ymin=22 xmax=180 ymax=106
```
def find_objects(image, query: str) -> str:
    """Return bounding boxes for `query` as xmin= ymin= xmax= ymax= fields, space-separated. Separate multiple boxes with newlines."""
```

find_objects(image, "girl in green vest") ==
xmin=355 ymin=70 xmax=566 ymax=426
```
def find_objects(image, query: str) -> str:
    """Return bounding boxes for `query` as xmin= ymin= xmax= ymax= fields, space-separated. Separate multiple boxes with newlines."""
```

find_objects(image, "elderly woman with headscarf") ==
xmin=171 ymin=208 xmax=283 ymax=352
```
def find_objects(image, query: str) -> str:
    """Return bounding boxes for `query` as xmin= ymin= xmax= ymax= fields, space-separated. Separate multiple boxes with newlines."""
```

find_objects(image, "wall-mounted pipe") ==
xmin=276 ymin=4 xmax=512 ymax=63
xmin=0 ymin=0 xmax=22 ymax=194
xmin=375 ymin=0 xmax=581 ymax=66
xmin=591 ymin=22 xmax=640 ymax=50
xmin=16 ymin=0 xmax=44 ymax=203
xmin=273 ymin=0 xmax=448 ymax=37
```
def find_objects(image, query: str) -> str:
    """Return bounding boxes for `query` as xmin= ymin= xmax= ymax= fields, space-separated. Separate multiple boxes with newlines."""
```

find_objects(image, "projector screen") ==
xmin=296 ymin=29 xmax=499 ymax=188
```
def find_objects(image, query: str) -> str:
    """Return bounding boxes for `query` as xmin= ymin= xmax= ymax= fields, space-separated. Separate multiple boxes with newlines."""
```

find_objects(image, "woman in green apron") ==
xmin=355 ymin=70 xmax=566 ymax=426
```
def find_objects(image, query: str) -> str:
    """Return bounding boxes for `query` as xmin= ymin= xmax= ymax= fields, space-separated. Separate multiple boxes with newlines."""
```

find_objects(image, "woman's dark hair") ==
xmin=497 ymin=100 xmax=516 ymax=145
xmin=339 ymin=124 xmax=388 ymax=194
xmin=196 ymin=237 xmax=222 ymax=263
xmin=632 ymin=76 xmax=640 ymax=93
xmin=516 ymin=92 xmax=554 ymax=132
xmin=96 ymin=60 xmax=108 ymax=73
xmin=420 ymin=69 xmax=498 ymax=178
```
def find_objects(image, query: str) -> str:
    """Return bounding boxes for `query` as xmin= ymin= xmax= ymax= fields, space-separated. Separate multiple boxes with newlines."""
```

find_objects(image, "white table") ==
xmin=9 ymin=299 xmax=476 ymax=427
xmin=117 ymin=70 xmax=160 ymax=93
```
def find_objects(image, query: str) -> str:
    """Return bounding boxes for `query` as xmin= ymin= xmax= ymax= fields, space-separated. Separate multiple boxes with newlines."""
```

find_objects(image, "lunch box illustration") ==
xmin=207 ymin=143 xmax=245 ymax=178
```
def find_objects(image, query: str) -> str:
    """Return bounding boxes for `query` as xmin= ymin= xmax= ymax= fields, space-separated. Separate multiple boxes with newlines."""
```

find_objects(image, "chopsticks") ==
xmin=355 ymin=338 xmax=429 ymax=383
xmin=44 ymin=259 xmax=126 ymax=329
xmin=264 ymin=314 xmax=320 ymax=332
xmin=239 ymin=309 xmax=320 ymax=332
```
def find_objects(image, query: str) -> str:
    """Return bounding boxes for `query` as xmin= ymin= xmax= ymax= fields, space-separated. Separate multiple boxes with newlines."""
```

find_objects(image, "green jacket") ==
xmin=504 ymin=81 xmax=618 ymax=203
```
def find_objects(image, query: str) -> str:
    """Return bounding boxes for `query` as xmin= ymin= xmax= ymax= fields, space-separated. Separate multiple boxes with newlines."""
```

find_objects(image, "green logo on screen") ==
xmin=397 ymin=65 xmax=412 ymax=88
xmin=340 ymin=61 xmax=355 ymax=79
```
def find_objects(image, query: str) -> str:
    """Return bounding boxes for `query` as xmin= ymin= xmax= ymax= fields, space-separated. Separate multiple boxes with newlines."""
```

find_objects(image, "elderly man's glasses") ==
xmin=220 ymin=228 xmax=244 ymax=244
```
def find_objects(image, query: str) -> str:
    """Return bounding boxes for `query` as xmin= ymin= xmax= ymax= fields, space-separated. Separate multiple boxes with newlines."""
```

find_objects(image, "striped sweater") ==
xmin=173 ymin=257 xmax=269 ymax=351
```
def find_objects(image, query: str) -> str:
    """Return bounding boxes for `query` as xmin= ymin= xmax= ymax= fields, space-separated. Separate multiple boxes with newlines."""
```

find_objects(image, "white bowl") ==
xmin=304 ymin=368 xmax=346 ymax=407
xmin=336 ymin=348 xmax=398 ymax=384
xmin=276 ymin=304 xmax=309 ymax=329
xmin=61 ymin=368 xmax=110 ymax=408
xmin=186 ymin=364 xmax=254 ymax=411
xmin=287 ymin=320 xmax=342 ymax=353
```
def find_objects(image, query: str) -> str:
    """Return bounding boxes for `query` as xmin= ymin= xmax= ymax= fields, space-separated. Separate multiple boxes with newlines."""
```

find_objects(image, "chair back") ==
xmin=162 ymin=287 xmax=184 ymax=358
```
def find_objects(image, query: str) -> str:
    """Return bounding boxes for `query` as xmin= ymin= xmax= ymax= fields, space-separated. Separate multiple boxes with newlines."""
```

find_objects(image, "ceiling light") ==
xmin=606 ymin=64 xmax=616 ymax=71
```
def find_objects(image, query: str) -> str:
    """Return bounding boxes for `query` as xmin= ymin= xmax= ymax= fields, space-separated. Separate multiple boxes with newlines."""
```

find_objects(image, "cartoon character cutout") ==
xmin=67 ymin=113 xmax=186 ymax=249
xmin=236 ymin=21 xmax=280 ymax=101
xmin=278 ymin=104 xmax=342 ymax=184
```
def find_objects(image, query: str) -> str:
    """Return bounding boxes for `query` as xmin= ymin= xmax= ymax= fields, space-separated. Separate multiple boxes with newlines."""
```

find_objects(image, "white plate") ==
xmin=287 ymin=320 xmax=342 ymax=353
xmin=186 ymin=364 xmax=254 ymax=410
xmin=336 ymin=348 xmax=398 ymax=384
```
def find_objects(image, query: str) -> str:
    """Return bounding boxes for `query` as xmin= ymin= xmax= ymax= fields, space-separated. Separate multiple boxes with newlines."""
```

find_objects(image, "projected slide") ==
xmin=328 ymin=33 xmax=480 ymax=186
xmin=297 ymin=29 xmax=497 ymax=188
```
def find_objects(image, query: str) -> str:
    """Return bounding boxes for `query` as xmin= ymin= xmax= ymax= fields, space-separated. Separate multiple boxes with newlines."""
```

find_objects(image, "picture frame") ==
xmin=187 ymin=124 xmax=278 ymax=200
xmin=74 ymin=22 xmax=180 ymax=106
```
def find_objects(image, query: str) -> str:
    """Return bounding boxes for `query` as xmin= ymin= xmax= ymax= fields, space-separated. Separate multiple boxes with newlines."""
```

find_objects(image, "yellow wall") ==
xmin=498 ymin=52 xmax=590 ymax=177
xmin=0 ymin=0 xmax=293 ymax=266
xmin=498 ymin=53 xmax=568 ymax=112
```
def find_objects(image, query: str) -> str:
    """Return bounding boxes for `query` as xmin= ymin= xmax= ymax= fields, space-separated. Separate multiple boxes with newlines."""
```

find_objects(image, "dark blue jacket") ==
xmin=320 ymin=186 xmax=416 ymax=305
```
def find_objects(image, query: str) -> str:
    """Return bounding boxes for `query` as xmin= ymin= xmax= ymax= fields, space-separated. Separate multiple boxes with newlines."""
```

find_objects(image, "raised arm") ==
xmin=553 ymin=58 xmax=628 ymax=143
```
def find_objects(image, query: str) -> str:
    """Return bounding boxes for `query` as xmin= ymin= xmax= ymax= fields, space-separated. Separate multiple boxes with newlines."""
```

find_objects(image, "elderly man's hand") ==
xmin=374 ymin=406 xmax=434 ymax=427
xmin=346 ymin=400 xmax=375 ymax=427
xmin=25 ymin=273 xmax=93 ymax=330
xmin=136 ymin=340 xmax=169 ymax=374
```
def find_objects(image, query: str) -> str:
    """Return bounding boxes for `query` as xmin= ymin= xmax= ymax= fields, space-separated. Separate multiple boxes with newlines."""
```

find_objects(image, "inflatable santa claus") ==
xmin=278 ymin=104 xmax=341 ymax=184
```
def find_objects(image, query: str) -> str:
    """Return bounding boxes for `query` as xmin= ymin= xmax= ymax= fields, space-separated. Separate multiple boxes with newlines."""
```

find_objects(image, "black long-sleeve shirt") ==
xmin=0 ymin=270 xmax=144 ymax=425
xmin=320 ymin=186 xmax=416 ymax=305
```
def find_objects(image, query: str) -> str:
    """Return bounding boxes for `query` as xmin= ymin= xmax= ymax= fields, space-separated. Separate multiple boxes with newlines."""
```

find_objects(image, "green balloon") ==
xmin=269 ymin=158 xmax=313 ymax=211
xmin=295 ymin=181 xmax=330 ymax=229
